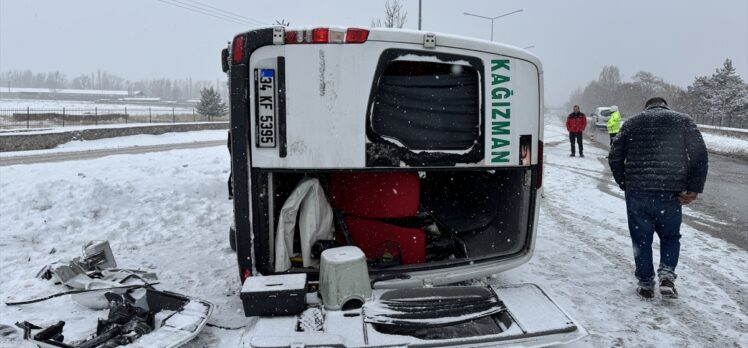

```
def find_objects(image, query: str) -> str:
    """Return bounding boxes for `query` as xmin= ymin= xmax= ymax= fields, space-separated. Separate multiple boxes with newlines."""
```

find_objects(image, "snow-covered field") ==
xmin=0 ymin=126 xmax=746 ymax=347
xmin=0 ymin=129 xmax=227 ymax=157
xmin=0 ymin=99 xmax=193 ymax=115
xmin=0 ymin=122 xmax=226 ymax=136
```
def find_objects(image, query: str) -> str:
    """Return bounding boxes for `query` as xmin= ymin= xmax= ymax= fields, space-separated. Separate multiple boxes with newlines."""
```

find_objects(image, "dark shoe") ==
xmin=570 ymin=154 xmax=576 ymax=157
xmin=660 ymin=279 xmax=678 ymax=299
xmin=637 ymin=287 xmax=654 ymax=299
xmin=580 ymin=154 xmax=585 ymax=158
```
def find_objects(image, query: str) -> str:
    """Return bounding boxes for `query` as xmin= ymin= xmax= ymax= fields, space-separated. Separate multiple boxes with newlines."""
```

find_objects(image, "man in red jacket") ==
xmin=566 ymin=105 xmax=587 ymax=157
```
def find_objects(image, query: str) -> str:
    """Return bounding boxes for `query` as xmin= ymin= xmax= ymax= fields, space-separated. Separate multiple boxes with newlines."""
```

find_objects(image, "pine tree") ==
xmin=196 ymin=87 xmax=228 ymax=120
xmin=710 ymin=59 xmax=748 ymax=127
xmin=684 ymin=59 xmax=748 ymax=127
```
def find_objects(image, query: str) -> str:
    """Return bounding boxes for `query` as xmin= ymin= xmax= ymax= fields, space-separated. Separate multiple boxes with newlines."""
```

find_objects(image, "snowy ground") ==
xmin=0 ymin=126 xmax=746 ymax=347
xmin=0 ymin=129 xmax=228 ymax=157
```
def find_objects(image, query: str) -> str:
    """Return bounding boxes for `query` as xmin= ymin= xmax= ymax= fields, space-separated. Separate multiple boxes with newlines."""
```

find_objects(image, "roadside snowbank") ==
xmin=0 ymin=147 xmax=244 ymax=347
xmin=701 ymin=132 xmax=748 ymax=158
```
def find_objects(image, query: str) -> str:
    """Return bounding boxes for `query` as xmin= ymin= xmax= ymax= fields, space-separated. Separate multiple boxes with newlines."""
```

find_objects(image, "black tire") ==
xmin=229 ymin=226 xmax=236 ymax=252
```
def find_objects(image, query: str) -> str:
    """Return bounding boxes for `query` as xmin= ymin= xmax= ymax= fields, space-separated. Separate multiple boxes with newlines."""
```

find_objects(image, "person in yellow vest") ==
xmin=607 ymin=105 xmax=621 ymax=146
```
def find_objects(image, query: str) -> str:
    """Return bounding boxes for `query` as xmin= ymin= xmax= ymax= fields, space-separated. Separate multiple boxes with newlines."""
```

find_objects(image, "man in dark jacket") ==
xmin=608 ymin=97 xmax=708 ymax=300
xmin=566 ymin=105 xmax=587 ymax=157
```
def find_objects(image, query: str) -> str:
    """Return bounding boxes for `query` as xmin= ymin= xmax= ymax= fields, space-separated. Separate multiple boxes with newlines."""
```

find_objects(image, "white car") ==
xmin=223 ymin=26 xmax=586 ymax=347
xmin=592 ymin=106 xmax=613 ymax=127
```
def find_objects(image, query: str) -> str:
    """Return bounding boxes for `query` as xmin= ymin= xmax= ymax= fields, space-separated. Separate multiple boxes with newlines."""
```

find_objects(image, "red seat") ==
xmin=343 ymin=216 xmax=425 ymax=265
xmin=329 ymin=172 xmax=420 ymax=218
xmin=330 ymin=172 xmax=425 ymax=265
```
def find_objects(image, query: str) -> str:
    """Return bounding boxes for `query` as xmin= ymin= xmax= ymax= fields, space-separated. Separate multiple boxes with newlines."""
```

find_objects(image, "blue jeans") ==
xmin=625 ymin=190 xmax=682 ymax=290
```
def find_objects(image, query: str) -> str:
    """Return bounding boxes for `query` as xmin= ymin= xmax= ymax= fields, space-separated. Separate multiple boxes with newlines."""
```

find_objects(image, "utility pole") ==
xmin=418 ymin=0 xmax=422 ymax=30
xmin=464 ymin=9 xmax=523 ymax=41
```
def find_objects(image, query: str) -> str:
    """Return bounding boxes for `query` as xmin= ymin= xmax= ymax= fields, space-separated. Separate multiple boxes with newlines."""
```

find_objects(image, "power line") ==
xmin=157 ymin=0 xmax=252 ymax=26
xmin=156 ymin=0 xmax=259 ymax=27
xmin=157 ymin=0 xmax=256 ymax=27
xmin=180 ymin=0 xmax=266 ymax=26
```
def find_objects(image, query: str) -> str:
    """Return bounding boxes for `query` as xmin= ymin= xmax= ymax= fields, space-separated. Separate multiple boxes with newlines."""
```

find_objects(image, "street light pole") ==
xmin=464 ymin=9 xmax=523 ymax=41
xmin=418 ymin=0 xmax=422 ymax=30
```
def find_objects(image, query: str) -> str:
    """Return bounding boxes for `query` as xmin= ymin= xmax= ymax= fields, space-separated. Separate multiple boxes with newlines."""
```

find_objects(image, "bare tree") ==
xmin=371 ymin=0 xmax=408 ymax=28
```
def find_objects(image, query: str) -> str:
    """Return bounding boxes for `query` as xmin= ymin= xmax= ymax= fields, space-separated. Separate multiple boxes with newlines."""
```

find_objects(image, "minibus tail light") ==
xmin=312 ymin=28 xmax=329 ymax=43
xmin=345 ymin=28 xmax=369 ymax=43
xmin=284 ymin=27 xmax=369 ymax=44
xmin=285 ymin=31 xmax=299 ymax=44
xmin=232 ymin=34 xmax=246 ymax=64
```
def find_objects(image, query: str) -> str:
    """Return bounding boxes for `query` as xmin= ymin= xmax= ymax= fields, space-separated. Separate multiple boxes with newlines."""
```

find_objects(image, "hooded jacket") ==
xmin=566 ymin=111 xmax=587 ymax=133
xmin=607 ymin=111 xmax=621 ymax=134
xmin=608 ymin=103 xmax=708 ymax=193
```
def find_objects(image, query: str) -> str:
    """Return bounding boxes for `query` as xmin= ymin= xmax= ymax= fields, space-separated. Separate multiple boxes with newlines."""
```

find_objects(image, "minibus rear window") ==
xmin=371 ymin=60 xmax=480 ymax=151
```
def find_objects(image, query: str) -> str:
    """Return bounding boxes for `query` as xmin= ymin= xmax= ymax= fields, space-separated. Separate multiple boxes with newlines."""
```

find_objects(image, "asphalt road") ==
xmin=0 ymin=140 xmax=225 ymax=166
xmin=585 ymin=125 xmax=748 ymax=250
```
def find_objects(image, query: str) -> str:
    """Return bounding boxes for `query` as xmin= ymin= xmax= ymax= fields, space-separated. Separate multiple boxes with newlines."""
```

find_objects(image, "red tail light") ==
xmin=345 ymin=28 xmax=369 ymax=43
xmin=285 ymin=31 xmax=299 ymax=44
xmin=536 ymin=140 xmax=544 ymax=188
xmin=284 ymin=27 xmax=369 ymax=44
xmin=312 ymin=28 xmax=329 ymax=43
xmin=239 ymin=267 xmax=252 ymax=283
xmin=232 ymin=34 xmax=246 ymax=64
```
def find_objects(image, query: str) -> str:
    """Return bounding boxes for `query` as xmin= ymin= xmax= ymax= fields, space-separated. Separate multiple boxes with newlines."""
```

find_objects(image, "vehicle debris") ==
xmin=8 ymin=240 xmax=213 ymax=348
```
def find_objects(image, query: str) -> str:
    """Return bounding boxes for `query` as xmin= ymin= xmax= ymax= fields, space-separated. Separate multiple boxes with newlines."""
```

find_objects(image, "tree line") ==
xmin=0 ymin=69 xmax=227 ymax=101
xmin=567 ymin=59 xmax=748 ymax=128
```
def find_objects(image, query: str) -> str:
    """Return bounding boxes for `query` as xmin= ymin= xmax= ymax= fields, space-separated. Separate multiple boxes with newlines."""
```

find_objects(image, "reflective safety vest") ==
xmin=607 ymin=111 xmax=621 ymax=134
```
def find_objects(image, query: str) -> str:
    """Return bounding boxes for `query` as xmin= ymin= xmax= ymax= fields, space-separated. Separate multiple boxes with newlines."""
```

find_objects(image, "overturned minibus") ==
xmin=222 ymin=26 xmax=586 ymax=347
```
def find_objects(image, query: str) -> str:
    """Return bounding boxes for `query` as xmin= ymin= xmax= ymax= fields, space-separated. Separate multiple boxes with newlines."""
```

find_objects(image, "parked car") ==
xmin=222 ymin=26 xmax=586 ymax=347
xmin=592 ymin=106 xmax=612 ymax=127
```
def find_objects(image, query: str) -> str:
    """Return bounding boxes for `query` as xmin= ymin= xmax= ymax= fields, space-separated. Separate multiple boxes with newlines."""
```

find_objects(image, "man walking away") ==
xmin=607 ymin=105 xmax=621 ymax=146
xmin=608 ymin=97 xmax=708 ymax=300
xmin=566 ymin=105 xmax=587 ymax=157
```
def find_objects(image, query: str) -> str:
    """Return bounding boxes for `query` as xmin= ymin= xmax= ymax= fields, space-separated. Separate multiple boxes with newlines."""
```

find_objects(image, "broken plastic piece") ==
xmin=36 ymin=240 xmax=118 ymax=286
xmin=16 ymin=289 xmax=212 ymax=348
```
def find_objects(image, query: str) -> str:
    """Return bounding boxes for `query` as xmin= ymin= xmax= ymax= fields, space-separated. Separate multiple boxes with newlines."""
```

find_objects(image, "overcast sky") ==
xmin=1 ymin=0 xmax=746 ymax=105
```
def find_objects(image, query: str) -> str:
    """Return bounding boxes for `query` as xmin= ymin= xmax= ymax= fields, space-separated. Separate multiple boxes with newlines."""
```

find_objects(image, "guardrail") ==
xmin=697 ymin=124 xmax=748 ymax=140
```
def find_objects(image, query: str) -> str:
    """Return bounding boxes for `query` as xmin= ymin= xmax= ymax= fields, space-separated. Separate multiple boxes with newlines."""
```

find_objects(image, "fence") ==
xmin=0 ymin=107 xmax=228 ymax=129
xmin=692 ymin=114 xmax=748 ymax=129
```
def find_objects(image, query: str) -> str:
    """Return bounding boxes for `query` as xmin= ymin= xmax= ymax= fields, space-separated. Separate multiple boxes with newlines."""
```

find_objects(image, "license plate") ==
xmin=256 ymin=69 xmax=276 ymax=148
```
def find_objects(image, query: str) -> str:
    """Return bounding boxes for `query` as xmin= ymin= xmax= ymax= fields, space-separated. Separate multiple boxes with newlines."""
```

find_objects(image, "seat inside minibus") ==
xmin=265 ymin=169 xmax=531 ymax=272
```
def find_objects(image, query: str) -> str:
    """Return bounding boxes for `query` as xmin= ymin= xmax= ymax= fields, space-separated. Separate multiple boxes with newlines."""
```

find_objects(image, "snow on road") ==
xmin=499 ymin=123 xmax=747 ymax=347
xmin=0 ymin=124 xmax=745 ymax=347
